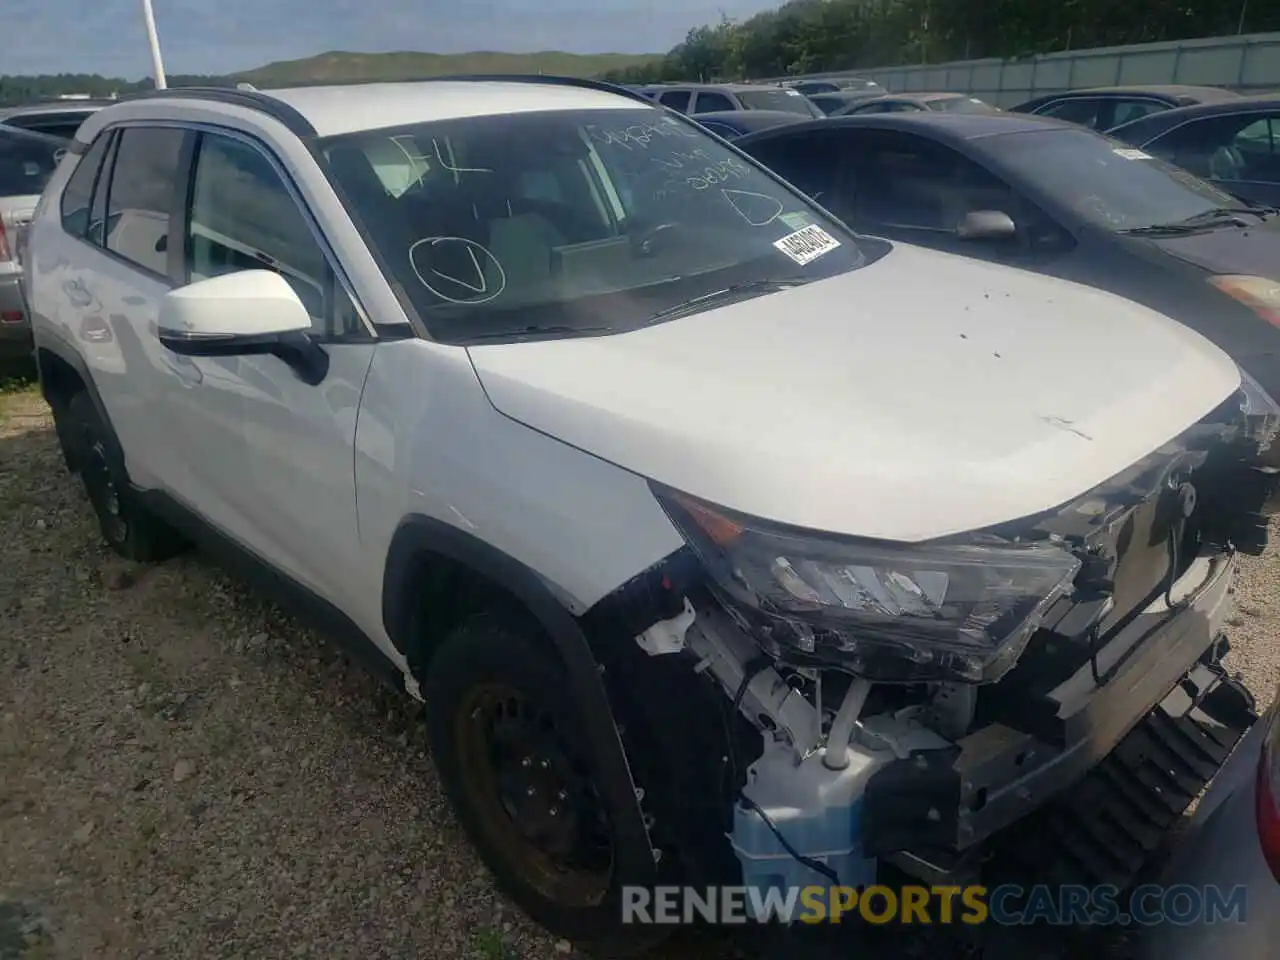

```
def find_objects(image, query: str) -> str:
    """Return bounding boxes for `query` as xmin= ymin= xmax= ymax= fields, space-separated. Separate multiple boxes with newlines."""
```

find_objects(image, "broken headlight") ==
xmin=1237 ymin=368 xmax=1280 ymax=460
xmin=654 ymin=487 xmax=1081 ymax=684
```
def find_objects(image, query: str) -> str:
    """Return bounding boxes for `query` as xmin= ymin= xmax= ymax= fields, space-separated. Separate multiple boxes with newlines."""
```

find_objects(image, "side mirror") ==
xmin=956 ymin=209 xmax=1017 ymax=242
xmin=157 ymin=270 xmax=328 ymax=385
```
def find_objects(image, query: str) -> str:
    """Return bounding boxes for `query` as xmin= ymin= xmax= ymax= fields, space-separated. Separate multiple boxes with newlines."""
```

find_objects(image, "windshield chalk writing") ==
xmin=408 ymin=236 xmax=506 ymax=305
xmin=585 ymin=118 xmax=699 ymax=152
xmin=721 ymin=189 xmax=784 ymax=227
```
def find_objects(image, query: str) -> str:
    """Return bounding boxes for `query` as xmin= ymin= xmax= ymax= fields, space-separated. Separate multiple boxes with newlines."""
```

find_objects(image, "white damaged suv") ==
xmin=25 ymin=77 xmax=1279 ymax=952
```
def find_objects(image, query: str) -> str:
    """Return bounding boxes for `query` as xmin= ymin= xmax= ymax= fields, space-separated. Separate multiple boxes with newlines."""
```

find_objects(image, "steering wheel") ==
xmin=629 ymin=221 xmax=681 ymax=257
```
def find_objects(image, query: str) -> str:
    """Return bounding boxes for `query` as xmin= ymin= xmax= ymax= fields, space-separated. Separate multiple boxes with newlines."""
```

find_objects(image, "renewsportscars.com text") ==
xmin=621 ymin=884 xmax=1248 ymax=927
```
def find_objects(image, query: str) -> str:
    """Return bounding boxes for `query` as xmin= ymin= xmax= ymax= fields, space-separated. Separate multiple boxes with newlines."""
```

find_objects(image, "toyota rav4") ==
xmin=24 ymin=77 xmax=1279 ymax=955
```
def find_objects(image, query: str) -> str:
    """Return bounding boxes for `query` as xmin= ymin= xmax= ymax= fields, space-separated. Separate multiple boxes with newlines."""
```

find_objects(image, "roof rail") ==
xmin=119 ymin=85 xmax=316 ymax=136
xmin=118 ymin=74 xmax=655 ymax=140
xmin=366 ymin=73 xmax=656 ymax=107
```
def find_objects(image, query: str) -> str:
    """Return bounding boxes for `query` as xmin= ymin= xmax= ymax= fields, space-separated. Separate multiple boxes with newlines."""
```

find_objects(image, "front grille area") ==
xmin=989 ymin=660 xmax=1256 ymax=893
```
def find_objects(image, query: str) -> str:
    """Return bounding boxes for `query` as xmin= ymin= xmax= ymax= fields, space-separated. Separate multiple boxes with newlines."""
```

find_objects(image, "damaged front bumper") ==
xmin=863 ymin=547 xmax=1241 ymax=872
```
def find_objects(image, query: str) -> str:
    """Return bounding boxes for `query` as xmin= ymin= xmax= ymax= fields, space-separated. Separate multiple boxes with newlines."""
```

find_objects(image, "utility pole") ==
xmin=1238 ymin=0 xmax=1249 ymax=35
xmin=140 ymin=0 xmax=168 ymax=89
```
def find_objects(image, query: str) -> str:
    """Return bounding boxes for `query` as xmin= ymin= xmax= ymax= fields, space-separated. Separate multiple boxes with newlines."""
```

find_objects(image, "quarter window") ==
xmin=103 ymin=126 xmax=185 ymax=276
xmin=59 ymin=132 xmax=112 ymax=239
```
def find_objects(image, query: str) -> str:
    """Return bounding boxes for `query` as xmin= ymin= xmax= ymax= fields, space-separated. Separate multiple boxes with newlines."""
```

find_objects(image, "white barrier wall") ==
xmin=779 ymin=31 xmax=1280 ymax=107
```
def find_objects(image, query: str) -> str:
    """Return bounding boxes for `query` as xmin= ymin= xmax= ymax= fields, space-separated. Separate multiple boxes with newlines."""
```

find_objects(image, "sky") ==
xmin=7 ymin=0 xmax=782 ymax=78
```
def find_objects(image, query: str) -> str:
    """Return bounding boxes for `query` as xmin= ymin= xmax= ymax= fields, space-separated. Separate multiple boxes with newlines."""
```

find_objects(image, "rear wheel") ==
xmin=66 ymin=392 xmax=185 ymax=562
xmin=425 ymin=614 xmax=669 ymax=957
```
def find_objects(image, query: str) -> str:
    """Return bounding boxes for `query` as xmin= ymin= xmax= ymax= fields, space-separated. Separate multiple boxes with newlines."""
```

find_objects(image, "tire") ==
xmin=424 ymin=614 xmax=670 ymax=957
xmin=66 ymin=391 xmax=185 ymax=563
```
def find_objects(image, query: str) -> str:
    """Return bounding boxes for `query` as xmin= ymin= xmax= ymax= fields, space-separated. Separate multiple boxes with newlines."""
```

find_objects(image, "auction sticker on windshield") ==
xmin=1113 ymin=148 xmax=1153 ymax=161
xmin=774 ymin=224 xmax=841 ymax=265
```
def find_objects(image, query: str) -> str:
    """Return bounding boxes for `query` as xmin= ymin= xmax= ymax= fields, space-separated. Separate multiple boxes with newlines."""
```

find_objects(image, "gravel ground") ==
xmin=1 ymin=382 xmax=1277 ymax=960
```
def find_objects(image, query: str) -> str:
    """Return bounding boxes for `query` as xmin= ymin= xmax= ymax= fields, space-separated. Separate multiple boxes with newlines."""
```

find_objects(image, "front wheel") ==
xmin=424 ymin=614 xmax=669 ymax=957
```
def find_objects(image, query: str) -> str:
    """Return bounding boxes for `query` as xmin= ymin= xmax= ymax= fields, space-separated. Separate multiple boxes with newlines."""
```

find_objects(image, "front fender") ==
xmin=382 ymin=513 xmax=660 ymax=888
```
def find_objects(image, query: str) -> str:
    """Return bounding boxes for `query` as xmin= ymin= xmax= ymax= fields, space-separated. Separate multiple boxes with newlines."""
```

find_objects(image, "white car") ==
xmin=23 ymin=77 xmax=1280 ymax=953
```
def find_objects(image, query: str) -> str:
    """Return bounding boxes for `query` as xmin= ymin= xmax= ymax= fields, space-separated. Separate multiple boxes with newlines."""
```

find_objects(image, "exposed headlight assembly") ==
xmin=1236 ymin=367 xmax=1280 ymax=459
xmin=654 ymin=486 xmax=1081 ymax=684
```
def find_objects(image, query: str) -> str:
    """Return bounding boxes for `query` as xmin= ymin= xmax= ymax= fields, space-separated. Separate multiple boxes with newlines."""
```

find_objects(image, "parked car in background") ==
xmin=806 ymin=89 xmax=889 ymax=115
xmin=1138 ymin=688 xmax=1278 ymax=959
xmin=627 ymin=83 xmax=671 ymax=100
xmin=690 ymin=109 xmax=809 ymax=140
xmin=835 ymin=92 xmax=1001 ymax=116
xmin=25 ymin=76 xmax=1275 ymax=954
xmin=0 ymin=99 xmax=113 ymax=141
xmin=1011 ymin=85 xmax=1239 ymax=132
xmin=0 ymin=123 xmax=67 ymax=364
xmin=737 ymin=112 xmax=1280 ymax=398
xmin=786 ymin=76 xmax=884 ymax=96
xmin=1109 ymin=95 xmax=1280 ymax=208
xmin=651 ymin=82 xmax=823 ymax=117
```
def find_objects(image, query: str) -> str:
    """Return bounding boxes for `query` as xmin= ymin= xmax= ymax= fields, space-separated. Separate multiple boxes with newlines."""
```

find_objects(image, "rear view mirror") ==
xmin=157 ymin=270 xmax=328 ymax=385
xmin=956 ymin=209 xmax=1017 ymax=241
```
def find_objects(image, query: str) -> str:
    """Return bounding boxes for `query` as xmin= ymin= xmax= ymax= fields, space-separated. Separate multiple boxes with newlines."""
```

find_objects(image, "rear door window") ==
xmin=1037 ymin=97 xmax=1106 ymax=128
xmin=1146 ymin=112 xmax=1280 ymax=185
xmin=658 ymin=90 xmax=692 ymax=113
xmin=102 ymin=126 xmax=186 ymax=276
xmin=692 ymin=92 xmax=737 ymax=114
xmin=1108 ymin=99 xmax=1167 ymax=129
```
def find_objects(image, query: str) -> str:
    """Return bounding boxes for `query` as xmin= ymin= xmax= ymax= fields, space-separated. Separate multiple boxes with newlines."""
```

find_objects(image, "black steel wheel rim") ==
xmin=83 ymin=436 xmax=127 ymax=545
xmin=455 ymin=681 xmax=614 ymax=907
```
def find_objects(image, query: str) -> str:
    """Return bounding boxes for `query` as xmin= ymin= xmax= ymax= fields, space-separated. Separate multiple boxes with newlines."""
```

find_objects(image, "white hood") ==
xmin=467 ymin=243 xmax=1241 ymax=542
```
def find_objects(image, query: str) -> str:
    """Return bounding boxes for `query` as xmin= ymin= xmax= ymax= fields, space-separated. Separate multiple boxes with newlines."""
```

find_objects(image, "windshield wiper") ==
xmin=640 ymin=278 xmax=812 ymax=327
xmin=466 ymin=324 xmax=613 ymax=342
xmin=1179 ymin=206 xmax=1267 ymax=225
xmin=1119 ymin=206 xmax=1266 ymax=236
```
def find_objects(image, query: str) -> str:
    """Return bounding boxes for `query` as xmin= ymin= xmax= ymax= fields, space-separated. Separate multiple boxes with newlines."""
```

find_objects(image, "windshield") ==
xmin=736 ymin=89 xmax=821 ymax=116
xmin=992 ymin=128 xmax=1243 ymax=232
xmin=930 ymin=97 xmax=999 ymax=115
xmin=0 ymin=127 xmax=63 ymax=197
xmin=321 ymin=107 xmax=868 ymax=343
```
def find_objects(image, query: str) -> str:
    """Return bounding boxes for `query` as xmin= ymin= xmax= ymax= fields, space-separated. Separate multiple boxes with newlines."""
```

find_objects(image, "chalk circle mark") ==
xmin=409 ymin=236 xmax=507 ymax=305
xmin=721 ymin=189 xmax=784 ymax=227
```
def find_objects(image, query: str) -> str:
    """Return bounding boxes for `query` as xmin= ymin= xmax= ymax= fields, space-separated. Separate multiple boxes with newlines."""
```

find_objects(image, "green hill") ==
xmin=236 ymin=50 xmax=664 ymax=86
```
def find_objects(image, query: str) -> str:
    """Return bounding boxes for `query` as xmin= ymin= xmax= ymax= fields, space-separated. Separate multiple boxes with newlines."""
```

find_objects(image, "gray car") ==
xmin=650 ymin=82 xmax=823 ymax=118
xmin=1139 ymin=688 xmax=1280 ymax=958
xmin=0 ymin=124 xmax=66 ymax=363
xmin=0 ymin=100 xmax=112 ymax=141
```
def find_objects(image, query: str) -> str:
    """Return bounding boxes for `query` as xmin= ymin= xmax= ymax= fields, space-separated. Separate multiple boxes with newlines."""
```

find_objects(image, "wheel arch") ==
xmin=34 ymin=337 xmax=119 ymax=474
xmin=381 ymin=512 xmax=660 ymax=887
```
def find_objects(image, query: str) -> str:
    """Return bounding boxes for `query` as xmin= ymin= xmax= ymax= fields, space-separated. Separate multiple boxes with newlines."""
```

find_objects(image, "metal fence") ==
xmin=800 ymin=31 xmax=1280 ymax=108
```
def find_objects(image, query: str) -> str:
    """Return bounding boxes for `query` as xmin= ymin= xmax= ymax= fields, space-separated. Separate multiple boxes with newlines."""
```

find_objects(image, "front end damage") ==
xmin=583 ymin=377 xmax=1280 ymax=917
